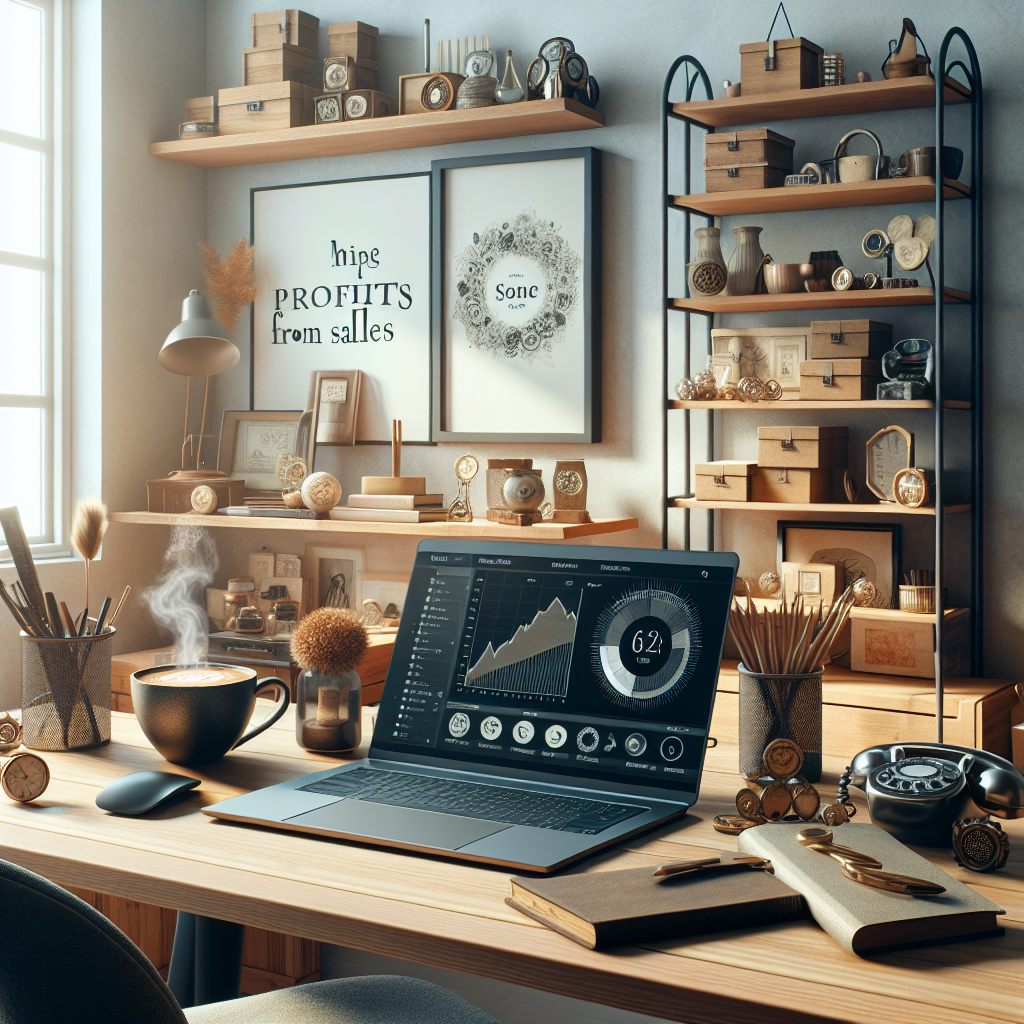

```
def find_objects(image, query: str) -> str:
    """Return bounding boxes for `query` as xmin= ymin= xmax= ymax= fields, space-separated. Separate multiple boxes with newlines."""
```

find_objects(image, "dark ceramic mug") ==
xmin=131 ymin=664 xmax=289 ymax=766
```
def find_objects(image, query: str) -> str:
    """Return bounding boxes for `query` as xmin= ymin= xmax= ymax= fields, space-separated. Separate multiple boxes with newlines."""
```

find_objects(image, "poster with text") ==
xmin=252 ymin=173 xmax=431 ymax=441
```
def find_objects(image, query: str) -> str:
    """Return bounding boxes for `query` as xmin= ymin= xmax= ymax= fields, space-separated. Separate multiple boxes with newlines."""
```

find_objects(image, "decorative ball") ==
xmin=503 ymin=471 xmax=545 ymax=511
xmin=675 ymin=377 xmax=697 ymax=401
xmin=758 ymin=572 xmax=782 ymax=597
xmin=300 ymin=472 xmax=342 ymax=513
xmin=190 ymin=485 xmax=218 ymax=515
xmin=851 ymin=577 xmax=878 ymax=606
xmin=291 ymin=607 xmax=368 ymax=676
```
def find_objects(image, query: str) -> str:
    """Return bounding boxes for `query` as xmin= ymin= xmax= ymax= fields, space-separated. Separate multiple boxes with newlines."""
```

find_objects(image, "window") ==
xmin=0 ymin=0 xmax=64 ymax=553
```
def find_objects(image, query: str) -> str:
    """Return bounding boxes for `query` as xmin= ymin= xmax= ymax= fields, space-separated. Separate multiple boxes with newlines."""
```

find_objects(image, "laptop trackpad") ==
xmin=285 ymin=799 xmax=512 ymax=851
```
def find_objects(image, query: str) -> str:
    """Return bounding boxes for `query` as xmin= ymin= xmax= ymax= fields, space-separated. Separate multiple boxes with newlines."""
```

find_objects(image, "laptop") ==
xmin=204 ymin=540 xmax=738 ymax=872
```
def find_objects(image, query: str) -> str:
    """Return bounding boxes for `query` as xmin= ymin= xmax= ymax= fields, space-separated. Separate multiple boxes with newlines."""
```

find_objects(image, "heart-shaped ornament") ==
xmin=895 ymin=236 xmax=928 ymax=271
xmin=913 ymin=213 xmax=936 ymax=249
xmin=887 ymin=214 xmax=914 ymax=243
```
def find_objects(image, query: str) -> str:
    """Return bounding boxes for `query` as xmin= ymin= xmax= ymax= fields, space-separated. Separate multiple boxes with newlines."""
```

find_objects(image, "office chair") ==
xmin=0 ymin=858 xmax=500 ymax=1024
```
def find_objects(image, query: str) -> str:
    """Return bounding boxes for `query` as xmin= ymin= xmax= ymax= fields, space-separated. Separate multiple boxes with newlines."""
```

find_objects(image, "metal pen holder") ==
xmin=21 ymin=629 xmax=113 ymax=751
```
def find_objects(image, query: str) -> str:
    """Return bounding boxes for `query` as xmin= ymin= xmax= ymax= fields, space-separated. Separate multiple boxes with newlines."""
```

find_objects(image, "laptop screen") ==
xmin=371 ymin=541 xmax=738 ymax=801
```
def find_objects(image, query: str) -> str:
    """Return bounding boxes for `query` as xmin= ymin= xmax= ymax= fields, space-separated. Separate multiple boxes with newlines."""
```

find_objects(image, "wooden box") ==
xmin=327 ymin=21 xmax=378 ymax=62
xmin=810 ymin=319 xmax=893 ymax=360
xmin=781 ymin=561 xmax=843 ymax=608
xmin=398 ymin=72 xmax=433 ymax=115
xmin=706 ymin=165 xmax=790 ymax=192
xmin=185 ymin=95 xmax=215 ymax=122
xmin=799 ymin=359 xmax=882 ymax=401
xmin=751 ymin=466 xmax=831 ymax=503
xmin=323 ymin=55 xmax=378 ymax=93
xmin=251 ymin=9 xmax=319 ymax=52
xmin=704 ymin=128 xmax=794 ymax=192
xmin=218 ymin=82 xmax=318 ymax=134
xmin=342 ymin=89 xmax=395 ymax=120
xmin=740 ymin=36 xmax=823 ymax=95
xmin=243 ymin=43 xmax=319 ymax=88
xmin=757 ymin=426 xmax=848 ymax=469
xmin=850 ymin=607 xmax=970 ymax=678
xmin=146 ymin=474 xmax=244 ymax=514
xmin=694 ymin=461 xmax=756 ymax=502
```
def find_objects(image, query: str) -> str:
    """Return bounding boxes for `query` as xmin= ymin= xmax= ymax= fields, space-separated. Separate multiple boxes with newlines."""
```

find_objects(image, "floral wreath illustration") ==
xmin=452 ymin=209 xmax=581 ymax=362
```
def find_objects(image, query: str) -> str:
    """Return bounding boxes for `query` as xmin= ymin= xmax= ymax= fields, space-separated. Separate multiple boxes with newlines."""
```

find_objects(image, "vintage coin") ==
xmin=791 ymin=782 xmax=821 ymax=821
xmin=760 ymin=782 xmax=793 ymax=821
xmin=762 ymin=737 xmax=804 ymax=780
xmin=735 ymin=788 xmax=763 ymax=820
xmin=820 ymin=802 xmax=851 ymax=826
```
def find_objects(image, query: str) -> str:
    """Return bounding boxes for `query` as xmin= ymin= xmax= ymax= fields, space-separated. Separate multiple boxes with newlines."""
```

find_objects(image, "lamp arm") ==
xmin=181 ymin=376 xmax=192 ymax=470
xmin=196 ymin=375 xmax=210 ymax=471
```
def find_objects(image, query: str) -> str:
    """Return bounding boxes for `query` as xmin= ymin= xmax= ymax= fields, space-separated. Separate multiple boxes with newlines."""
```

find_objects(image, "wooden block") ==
xmin=694 ymin=460 xmax=756 ymax=502
xmin=341 ymin=89 xmax=395 ymax=120
xmin=740 ymin=36 xmax=823 ymax=95
xmin=705 ymin=165 xmax=789 ymax=192
xmin=243 ymin=43 xmax=319 ymax=88
xmin=218 ymin=82 xmax=319 ymax=134
xmin=850 ymin=606 xmax=970 ymax=678
xmin=757 ymin=426 xmax=848 ymax=469
xmin=251 ymin=9 xmax=319 ymax=52
xmin=751 ymin=466 xmax=832 ymax=503
xmin=551 ymin=510 xmax=593 ymax=524
xmin=185 ymin=96 xmax=215 ymax=122
xmin=327 ymin=21 xmax=378 ymax=62
xmin=146 ymin=475 xmax=244 ymax=515
xmin=399 ymin=72 xmax=433 ymax=114
xmin=810 ymin=319 xmax=893 ymax=360
xmin=799 ymin=359 xmax=882 ymax=401
xmin=486 ymin=508 xmax=543 ymax=526
xmin=323 ymin=55 xmax=378 ymax=93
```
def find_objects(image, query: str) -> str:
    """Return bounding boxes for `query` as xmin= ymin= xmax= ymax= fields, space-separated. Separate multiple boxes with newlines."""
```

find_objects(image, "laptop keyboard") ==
xmin=298 ymin=768 xmax=646 ymax=835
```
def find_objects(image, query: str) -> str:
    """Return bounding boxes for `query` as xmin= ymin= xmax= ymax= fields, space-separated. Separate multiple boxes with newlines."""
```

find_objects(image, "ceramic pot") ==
xmin=723 ymin=226 xmax=765 ymax=297
xmin=764 ymin=262 xmax=815 ymax=294
xmin=686 ymin=226 xmax=727 ymax=296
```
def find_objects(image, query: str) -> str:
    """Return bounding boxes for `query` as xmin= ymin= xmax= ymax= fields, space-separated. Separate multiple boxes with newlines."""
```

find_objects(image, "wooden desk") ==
xmin=1 ymin=709 xmax=1021 ymax=1024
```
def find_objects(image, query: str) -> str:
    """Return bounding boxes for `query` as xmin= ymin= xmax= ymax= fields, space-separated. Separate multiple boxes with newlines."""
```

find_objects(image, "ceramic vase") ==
xmin=686 ymin=226 xmax=727 ymax=297
xmin=723 ymin=225 xmax=765 ymax=297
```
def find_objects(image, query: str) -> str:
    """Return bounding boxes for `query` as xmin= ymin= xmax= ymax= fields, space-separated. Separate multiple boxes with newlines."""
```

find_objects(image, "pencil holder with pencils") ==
xmin=21 ymin=628 xmax=113 ymax=751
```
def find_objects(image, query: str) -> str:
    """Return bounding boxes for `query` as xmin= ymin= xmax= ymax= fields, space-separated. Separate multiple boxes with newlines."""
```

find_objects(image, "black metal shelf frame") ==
xmin=660 ymin=32 xmax=983 ymax=742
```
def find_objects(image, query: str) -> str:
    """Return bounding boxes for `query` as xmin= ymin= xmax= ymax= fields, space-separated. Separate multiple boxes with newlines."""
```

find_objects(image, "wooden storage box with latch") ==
xmin=218 ymin=82 xmax=319 ymax=134
xmin=251 ymin=9 xmax=319 ymax=52
xmin=810 ymin=320 xmax=893 ymax=360
xmin=327 ymin=21 xmax=378 ymax=63
xmin=704 ymin=129 xmax=795 ymax=192
xmin=751 ymin=467 xmax=832 ymax=503
xmin=740 ymin=36 xmax=823 ymax=95
xmin=757 ymin=426 xmax=848 ymax=469
xmin=243 ymin=42 xmax=319 ymax=88
xmin=799 ymin=359 xmax=882 ymax=401
xmin=694 ymin=461 xmax=757 ymax=502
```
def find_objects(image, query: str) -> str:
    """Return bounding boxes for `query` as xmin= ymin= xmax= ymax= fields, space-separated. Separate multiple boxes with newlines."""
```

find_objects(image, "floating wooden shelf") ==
xmin=149 ymin=98 xmax=605 ymax=168
xmin=671 ymin=76 xmax=969 ymax=129
xmin=108 ymin=510 xmax=638 ymax=541
xmin=668 ymin=399 xmax=970 ymax=410
xmin=671 ymin=176 xmax=969 ymax=217
xmin=670 ymin=286 xmax=969 ymax=314
xmin=669 ymin=498 xmax=970 ymax=516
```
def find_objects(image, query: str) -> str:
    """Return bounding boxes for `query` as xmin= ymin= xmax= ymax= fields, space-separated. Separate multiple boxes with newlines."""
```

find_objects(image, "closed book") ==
xmin=329 ymin=508 xmax=448 ymax=523
xmin=505 ymin=856 xmax=806 ymax=949
xmin=737 ymin=822 xmax=1005 ymax=955
xmin=347 ymin=494 xmax=444 ymax=510
xmin=220 ymin=507 xmax=318 ymax=519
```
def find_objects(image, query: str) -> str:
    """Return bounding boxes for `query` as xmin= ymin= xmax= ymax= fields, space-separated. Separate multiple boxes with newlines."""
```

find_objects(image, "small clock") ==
xmin=455 ymin=454 xmax=479 ymax=482
xmin=866 ymin=425 xmax=914 ymax=502
xmin=1 ymin=751 xmax=50 ymax=803
xmin=893 ymin=466 xmax=929 ymax=508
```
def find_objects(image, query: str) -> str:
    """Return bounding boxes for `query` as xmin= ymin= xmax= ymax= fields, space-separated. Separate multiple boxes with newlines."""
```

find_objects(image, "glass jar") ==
xmin=295 ymin=668 xmax=361 ymax=752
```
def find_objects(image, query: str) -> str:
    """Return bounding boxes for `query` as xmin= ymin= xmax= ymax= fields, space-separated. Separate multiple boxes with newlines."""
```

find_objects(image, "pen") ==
xmin=93 ymin=596 xmax=112 ymax=637
xmin=59 ymin=601 xmax=77 ymax=637
xmin=45 ymin=592 xmax=65 ymax=638
xmin=108 ymin=585 xmax=131 ymax=627
xmin=654 ymin=855 xmax=771 ymax=878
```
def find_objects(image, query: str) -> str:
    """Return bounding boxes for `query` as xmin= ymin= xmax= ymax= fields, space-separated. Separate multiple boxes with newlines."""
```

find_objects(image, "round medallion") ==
xmin=190 ymin=485 xmax=218 ymax=515
xmin=0 ymin=712 xmax=21 ymax=754
xmin=736 ymin=788 xmax=762 ymax=820
xmin=760 ymin=782 xmax=792 ymax=821
xmin=324 ymin=62 xmax=349 ymax=91
xmin=502 ymin=471 xmax=544 ymax=510
xmin=345 ymin=94 xmax=368 ymax=119
xmin=554 ymin=469 xmax=583 ymax=496
xmin=851 ymin=577 xmax=878 ymax=606
xmin=527 ymin=56 xmax=548 ymax=91
xmin=559 ymin=52 xmax=588 ymax=90
xmin=893 ymin=467 xmax=929 ymax=508
xmin=820 ymin=802 xmax=850 ymax=826
xmin=713 ymin=814 xmax=761 ymax=835
xmin=455 ymin=454 xmax=479 ymax=482
xmin=422 ymin=75 xmax=453 ymax=110
xmin=689 ymin=260 xmax=727 ymax=296
xmin=791 ymin=782 xmax=821 ymax=821
xmin=762 ymin=738 xmax=804 ymax=780
xmin=1 ymin=751 xmax=49 ymax=803
xmin=831 ymin=266 xmax=854 ymax=291
xmin=301 ymin=471 xmax=342 ymax=513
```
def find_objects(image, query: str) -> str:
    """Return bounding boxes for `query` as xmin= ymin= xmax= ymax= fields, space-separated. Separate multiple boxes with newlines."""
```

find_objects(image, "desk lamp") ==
xmin=159 ymin=289 xmax=239 ymax=478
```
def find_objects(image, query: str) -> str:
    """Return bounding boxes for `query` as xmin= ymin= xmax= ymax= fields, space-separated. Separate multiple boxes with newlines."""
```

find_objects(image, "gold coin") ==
xmin=735 ymin=788 xmax=763 ymax=820
xmin=791 ymin=782 xmax=820 ymax=821
xmin=1 ymin=752 xmax=49 ymax=803
xmin=820 ymin=802 xmax=850 ymax=826
xmin=714 ymin=815 xmax=763 ymax=835
xmin=760 ymin=782 xmax=792 ymax=821
xmin=762 ymin=738 xmax=804 ymax=780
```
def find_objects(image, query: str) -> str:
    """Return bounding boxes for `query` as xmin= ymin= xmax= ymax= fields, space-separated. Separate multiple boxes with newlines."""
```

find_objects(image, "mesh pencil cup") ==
xmin=21 ymin=628 xmax=113 ymax=751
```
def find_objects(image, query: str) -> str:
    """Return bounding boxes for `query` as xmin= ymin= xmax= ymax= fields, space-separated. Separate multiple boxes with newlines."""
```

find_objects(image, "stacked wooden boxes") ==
xmin=799 ymin=320 xmax=892 ymax=400
xmin=752 ymin=425 xmax=847 ymax=503
xmin=315 ymin=21 xmax=394 ymax=124
xmin=704 ymin=129 xmax=795 ymax=192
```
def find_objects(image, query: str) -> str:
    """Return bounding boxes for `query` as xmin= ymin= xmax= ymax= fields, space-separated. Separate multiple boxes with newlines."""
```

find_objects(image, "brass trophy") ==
xmin=551 ymin=460 xmax=592 ymax=524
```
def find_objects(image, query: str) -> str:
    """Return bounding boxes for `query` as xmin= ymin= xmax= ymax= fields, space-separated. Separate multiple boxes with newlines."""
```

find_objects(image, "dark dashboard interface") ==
xmin=372 ymin=544 xmax=736 ymax=799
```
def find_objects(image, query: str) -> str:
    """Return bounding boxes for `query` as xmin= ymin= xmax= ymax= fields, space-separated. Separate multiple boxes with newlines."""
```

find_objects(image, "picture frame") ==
xmin=431 ymin=147 xmax=602 ymax=442
xmin=303 ymin=370 xmax=364 ymax=470
xmin=710 ymin=326 xmax=811 ymax=395
xmin=250 ymin=172 xmax=432 ymax=442
xmin=218 ymin=410 xmax=303 ymax=494
xmin=302 ymin=543 xmax=364 ymax=614
xmin=777 ymin=521 xmax=901 ymax=608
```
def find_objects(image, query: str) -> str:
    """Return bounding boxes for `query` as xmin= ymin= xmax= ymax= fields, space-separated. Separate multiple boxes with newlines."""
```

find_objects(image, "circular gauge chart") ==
xmin=591 ymin=583 xmax=702 ymax=708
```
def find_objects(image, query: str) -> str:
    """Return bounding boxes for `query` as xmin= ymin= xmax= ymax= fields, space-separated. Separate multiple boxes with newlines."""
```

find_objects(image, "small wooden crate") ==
xmin=399 ymin=72 xmax=433 ymax=115
xmin=218 ymin=82 xmax=318 ymax=134
xmin=799 ymin=358 xmax=882 ymax=401
xmin=706 ymin=165 xmax=790 ymax=191
xmin=757 ymin=426 xmax=848 ymax=469
xmin=850 ymin=607 xmax=970 ymax=678
xmin=185 ymin=95 xmax=215 ymax=122
xmin=751 ymin=466 xmax=831 ymax=503
xmin=810 ymin=319 xmax=893 ymax=360
xmin=704 ymin=128 xmax=794 ymax=192
xmin=243 ymin=42 xmax=319 ymax=88
xmin=146 ymin=474 xmax=244 ymax=514
xmin=323 ymin=55 xmax=378 ymax=93
xmin=251 ymin=9 xmax=319 ymax=52
xmin=694 ymin=461 xmax=756 ymax=502
xmin=341 ymin=89 xmax=395 ymax=120
xmin=740 ymin=36 xmax=823 ymax=95
xmin=327 ymin=21 xmax=378 ymax=62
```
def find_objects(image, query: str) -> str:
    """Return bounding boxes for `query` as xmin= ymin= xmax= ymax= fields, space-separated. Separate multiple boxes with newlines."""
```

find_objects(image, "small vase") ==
xmin=723 ymin=225 xmax=765 ymax=297
xmin=295 ymin=668 xmax=361 ymax=753
xmin=686 ymin=226 xmax=727 ymax=297
xmin=495 ymin=50 xmax=523 ymax=103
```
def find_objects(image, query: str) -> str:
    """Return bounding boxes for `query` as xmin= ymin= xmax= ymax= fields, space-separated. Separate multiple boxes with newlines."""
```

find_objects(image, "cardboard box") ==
xmin=810 ymin=319 xmax=893 ymax=360
xmin=694 ymin=460 xmax=756 ymax=502
xmin=757 ymin=425 xmax=848 ymax=469
xmin=251 ymin=9 xmax=319 ymax=52
xmin=740 ymin=36 xmax=823 ymax=95
xmin=800 ymin=358 xmax=883 ymax=401
xmin=751 ymin=466 xmax=831 ymax=503
xmin=850 ymin=606 xmax=970 ymax=678
xmin=327 ymin=20 xmax=378 ymax=63
xmin=243 ymin=42 xmax=319 ymax=88
xmin=217 ymin=81 xmax=319 ymax=134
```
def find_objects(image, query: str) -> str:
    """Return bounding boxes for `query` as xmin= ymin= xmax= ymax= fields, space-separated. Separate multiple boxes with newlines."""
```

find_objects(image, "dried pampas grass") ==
xmin=291 ymin=607 xmax=368 ymax=677
xmin=71 ymin=497 xmax=108 ymax=610
xmin=199 ymin=238 xmax=258 ymax=332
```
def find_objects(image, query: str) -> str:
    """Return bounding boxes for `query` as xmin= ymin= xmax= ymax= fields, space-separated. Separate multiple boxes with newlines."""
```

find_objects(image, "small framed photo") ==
xmin=711 ymin=326 xmax=811 ymax=394
xmin=303 ymin=543 xmax=364 ymax=613
xmin=219 ymin=410 xmax=303 ymax=494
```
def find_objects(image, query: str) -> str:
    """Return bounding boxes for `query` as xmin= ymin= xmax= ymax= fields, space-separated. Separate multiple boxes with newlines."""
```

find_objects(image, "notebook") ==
xmin=737 ymin=822 xmax=1005 ymax=955
xmin=506 ymin=854 xmax=806 ymax=949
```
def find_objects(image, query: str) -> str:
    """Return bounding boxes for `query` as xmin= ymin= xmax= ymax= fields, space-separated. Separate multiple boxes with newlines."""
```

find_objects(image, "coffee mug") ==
xmin=131 ymin=664 xmax=289 ymax=766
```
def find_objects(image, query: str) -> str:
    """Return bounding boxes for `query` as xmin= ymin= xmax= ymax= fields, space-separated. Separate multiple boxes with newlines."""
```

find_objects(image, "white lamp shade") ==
xmin=159 ymin=290 xmax=239 ymax=376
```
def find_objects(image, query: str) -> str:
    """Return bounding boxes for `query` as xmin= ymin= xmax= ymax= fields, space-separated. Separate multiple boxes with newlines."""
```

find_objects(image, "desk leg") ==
xmin=168 ymin=911 xmax=245 ymax=1007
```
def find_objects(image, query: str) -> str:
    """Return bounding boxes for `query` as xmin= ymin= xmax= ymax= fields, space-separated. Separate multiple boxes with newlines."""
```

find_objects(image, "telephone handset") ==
xmin=848 ymin=742 xmax=1024 ymax=845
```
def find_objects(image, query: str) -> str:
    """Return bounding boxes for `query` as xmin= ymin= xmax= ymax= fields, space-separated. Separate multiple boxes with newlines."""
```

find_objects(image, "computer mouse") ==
xmin=96 ymin=771 xmax=200 ymax=815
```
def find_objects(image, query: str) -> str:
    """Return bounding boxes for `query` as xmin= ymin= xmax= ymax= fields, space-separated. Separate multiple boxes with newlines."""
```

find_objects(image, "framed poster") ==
xmin=218 ymin=410 xmax=303 ymax=492
xmin=251 ymin=173 xmax=431 ymax=442
xmin=431 ymin=148 xmax=601 ymax=442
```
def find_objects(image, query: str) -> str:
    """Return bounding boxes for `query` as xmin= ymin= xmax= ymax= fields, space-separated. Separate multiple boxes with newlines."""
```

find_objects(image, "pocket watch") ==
xmin=1 ymin=751 xmax=50 ymax=803
xmin=893 ymin=466 xmax=929 ymax=508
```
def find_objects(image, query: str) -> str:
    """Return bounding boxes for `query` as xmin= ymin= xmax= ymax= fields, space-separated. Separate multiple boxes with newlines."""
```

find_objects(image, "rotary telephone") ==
xmin=848 ymin=742 xmax=1024 ymax=846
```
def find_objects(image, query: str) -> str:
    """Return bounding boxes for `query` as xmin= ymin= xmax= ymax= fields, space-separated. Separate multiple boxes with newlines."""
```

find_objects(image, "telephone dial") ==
xmin=848 ymin=742 xmax=1024 ymax=846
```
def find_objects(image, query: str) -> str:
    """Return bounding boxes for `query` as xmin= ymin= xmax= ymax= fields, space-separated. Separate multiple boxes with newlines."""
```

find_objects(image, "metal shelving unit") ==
xmin=661 ymin=32 xmax=983 ymax=741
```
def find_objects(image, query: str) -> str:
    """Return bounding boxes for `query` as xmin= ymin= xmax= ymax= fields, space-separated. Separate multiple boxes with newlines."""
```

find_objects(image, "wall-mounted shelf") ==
xmin=669 ymin=499 xmax=970 ymax=516
xmin=149 ymin=98 xmax=604 ymax=168
xmin=671 ymin=176 xmax=969 ymax=217
xmin=668 ymin=399 xmax=970 ymax=410
xmin=671 ymin=75 xmax=969 ymax=128
xmin=108 ymin=510 xmax=638 ymax=541
xmin=670 ymin=286 xmax=969 ymax=314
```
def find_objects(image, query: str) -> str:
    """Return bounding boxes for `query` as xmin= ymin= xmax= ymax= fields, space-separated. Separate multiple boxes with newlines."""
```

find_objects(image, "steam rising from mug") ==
xmin=144 ymin=525 xmax=218 ymax=664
